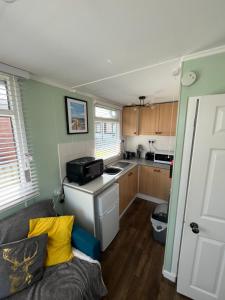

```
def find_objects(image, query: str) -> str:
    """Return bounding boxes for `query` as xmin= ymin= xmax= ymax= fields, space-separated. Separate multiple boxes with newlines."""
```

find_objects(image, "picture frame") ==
xmin=65 ymin=96 xmax=88 ymax=134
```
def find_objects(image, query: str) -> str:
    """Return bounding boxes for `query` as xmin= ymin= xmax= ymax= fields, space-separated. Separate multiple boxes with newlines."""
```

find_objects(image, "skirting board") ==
xmin=119 ymin=196 xmax=136 ymax=219
xmin=136 ymin=193 xmax=166 ymax=204
xmin=162 ymin=269 xmax=177 ymax=283
xmin=120 ymin=193 xmax=166 ymax=219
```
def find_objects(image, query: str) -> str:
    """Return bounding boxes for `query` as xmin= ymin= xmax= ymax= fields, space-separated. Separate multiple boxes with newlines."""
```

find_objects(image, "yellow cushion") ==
xmin=28 ymin=216 xmax=74 ymax=267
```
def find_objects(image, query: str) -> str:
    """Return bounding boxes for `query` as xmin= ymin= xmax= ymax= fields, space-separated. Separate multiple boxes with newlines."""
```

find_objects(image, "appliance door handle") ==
xmin=105 ymin=205 xmax=116 ymax=215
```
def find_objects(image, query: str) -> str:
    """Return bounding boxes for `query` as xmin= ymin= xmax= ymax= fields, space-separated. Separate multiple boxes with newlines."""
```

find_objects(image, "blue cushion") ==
xmin=72 ymin=224 xmax=101 ymax=261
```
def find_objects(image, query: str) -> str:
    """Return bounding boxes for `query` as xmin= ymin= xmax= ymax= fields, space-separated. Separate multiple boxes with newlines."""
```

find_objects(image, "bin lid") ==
xmin=152 ymin=203 xmax=168 ymax=223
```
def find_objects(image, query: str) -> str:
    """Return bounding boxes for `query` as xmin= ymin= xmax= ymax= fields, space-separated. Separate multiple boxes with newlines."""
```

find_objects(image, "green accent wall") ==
xmin=164 ymin=52 xmax=225 ymax=272
xmin=0 ymin=79 xmax=94 ymax=219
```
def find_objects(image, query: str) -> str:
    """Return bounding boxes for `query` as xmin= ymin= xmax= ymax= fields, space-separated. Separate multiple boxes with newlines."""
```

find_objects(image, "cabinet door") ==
xmin=139 ymin=106 xmax=158 ymax=135
xmin=157 ymin=102 xmax=178 ymax=136
xmin=118 ymin=173 xmax=129 ymax=215
xmin=152 ymin=168 xmax=171 ymax=200
xmin=122 ymin=107 xmax=139 ymax=136
xmin=128 ymin=166 xmax=138 ymax=202
xmin=139 ymin=165 xmax=171 ymax=200
xmin=139 ymin=165 xmax=154 ymax=195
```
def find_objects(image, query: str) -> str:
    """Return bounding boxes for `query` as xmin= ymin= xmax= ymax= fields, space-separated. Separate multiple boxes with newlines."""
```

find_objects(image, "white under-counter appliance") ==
xmin=154 ymin=150 xmax=174 ymax=164
xmin=95 ymin=183 xmax=119 ymax=251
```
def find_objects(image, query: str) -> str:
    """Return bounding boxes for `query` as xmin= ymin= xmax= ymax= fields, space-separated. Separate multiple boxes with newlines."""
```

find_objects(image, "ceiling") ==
xmin=0 ymin=0 xmax=225 ymax=105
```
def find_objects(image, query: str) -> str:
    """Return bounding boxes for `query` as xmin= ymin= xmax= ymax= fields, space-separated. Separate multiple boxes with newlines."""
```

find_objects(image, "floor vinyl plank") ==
xmin=101 ymin=198 xmax=190 ymax=300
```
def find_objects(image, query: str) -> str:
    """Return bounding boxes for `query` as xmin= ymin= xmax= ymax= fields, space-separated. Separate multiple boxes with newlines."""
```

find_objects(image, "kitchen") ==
xmin=60 ymin=99 xmax=178 ymax=251
xmin=1 ymin=1 xmax=225 ymax=299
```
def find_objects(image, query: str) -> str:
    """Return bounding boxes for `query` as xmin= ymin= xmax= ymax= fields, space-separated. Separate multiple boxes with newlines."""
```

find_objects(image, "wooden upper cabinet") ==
xmin=122 ymin=101 xmax=178 ymax=136
xmin=139 ymin=106 xmax=158 ymax=135
xmin=157 ymin=102 xmax=178 ymax=136
xmin=122 ymin=106 xmax=139 ymax=136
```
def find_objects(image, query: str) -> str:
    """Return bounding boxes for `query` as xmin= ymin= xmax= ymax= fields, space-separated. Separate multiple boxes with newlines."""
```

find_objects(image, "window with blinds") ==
xmin=95 ymin=105 xmax=121 ymax=160
xmin=0 ymin=73 xmax=39 ymax=210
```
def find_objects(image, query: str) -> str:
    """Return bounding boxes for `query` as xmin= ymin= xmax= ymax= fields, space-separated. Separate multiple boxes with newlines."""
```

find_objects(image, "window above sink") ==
xmin=94 ymin=105 xmax=121 ymax=161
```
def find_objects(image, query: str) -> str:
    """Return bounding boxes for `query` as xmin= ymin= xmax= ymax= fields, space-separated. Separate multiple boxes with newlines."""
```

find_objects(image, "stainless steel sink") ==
xmin=111 ymin=161 xmax=131 ymax=169
xmin=104 ymin=167 xmax=122 ymax=175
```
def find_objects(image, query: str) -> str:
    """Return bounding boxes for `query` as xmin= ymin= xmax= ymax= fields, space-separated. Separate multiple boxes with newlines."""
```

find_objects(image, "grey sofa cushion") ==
xmin=0 ymin=234 xmax=48 ymax=299
xmin=0 ymin=200 xmax=56 ymax=244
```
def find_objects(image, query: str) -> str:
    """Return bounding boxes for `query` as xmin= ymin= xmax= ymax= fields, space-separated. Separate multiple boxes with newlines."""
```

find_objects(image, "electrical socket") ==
xmin=148 ymin=139 xmax=156 ymax=144
xmin=53 ymin=189 xmax=61 ymax=197
xmin=59 ymin=193 xmax=65 ymax=203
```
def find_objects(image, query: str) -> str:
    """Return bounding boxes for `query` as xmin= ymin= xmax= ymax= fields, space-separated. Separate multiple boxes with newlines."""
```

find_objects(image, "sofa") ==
xmin=0 ymin=200 xmax=107 ymax=300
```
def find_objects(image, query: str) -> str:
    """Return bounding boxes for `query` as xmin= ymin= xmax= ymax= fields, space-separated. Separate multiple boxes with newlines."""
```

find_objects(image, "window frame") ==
xmin=94 ymin=104 xmax=122 ymax=163
xmin=0 ymin=73 xmax=38 ymax=211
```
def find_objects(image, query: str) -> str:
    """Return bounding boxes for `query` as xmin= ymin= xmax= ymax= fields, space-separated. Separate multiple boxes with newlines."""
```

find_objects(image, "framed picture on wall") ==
xmin=65 ymin=96 xmax=88 ymax=134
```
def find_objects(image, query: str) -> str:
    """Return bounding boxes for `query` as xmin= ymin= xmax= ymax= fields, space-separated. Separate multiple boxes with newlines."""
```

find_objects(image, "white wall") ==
xmin=58 ymin=140 xmax=95 ymax=182
xmin=125 ymin=135 xmax=176 ymax=158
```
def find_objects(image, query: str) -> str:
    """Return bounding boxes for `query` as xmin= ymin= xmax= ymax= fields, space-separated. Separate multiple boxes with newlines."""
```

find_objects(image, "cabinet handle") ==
xmin=153 ymin=169 xmax=160 ymax=172
xmin=158 ymin=131 xmax=162 ymax=134
xmin=134 ymin=132 xmax=136 ymax=134
xmin=128 ymin=172 xmax=133 ymax=176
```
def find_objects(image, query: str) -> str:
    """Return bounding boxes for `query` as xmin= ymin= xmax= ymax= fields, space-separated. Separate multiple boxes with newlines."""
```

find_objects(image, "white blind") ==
xmin=95 ymin=105 xmax=121 ymax=160
xmin=0 ymin=72 xmax=39 ymax=210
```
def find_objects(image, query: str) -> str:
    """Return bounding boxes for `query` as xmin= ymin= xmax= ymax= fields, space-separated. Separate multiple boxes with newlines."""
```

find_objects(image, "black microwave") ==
xmin=66 ymin=157 xmax=104 ymax=185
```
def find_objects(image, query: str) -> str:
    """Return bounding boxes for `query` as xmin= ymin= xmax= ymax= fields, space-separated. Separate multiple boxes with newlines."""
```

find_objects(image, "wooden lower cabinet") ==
xmin=139 ymin=165 xmax=171 ymax=201
xmin=118 ymin=165 xmax=170 ymax=215
xmin=118 ymin=166 xmax=138 ymax=215
xmin=118 ymin=171 xmax=129 ymax=215
xmin=128 ymin=166 xmax=138 ymax=201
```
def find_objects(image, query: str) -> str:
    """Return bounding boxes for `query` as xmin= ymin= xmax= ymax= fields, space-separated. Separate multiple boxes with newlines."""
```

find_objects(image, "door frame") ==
xmin=170 ymin=97 xmax=199 ymax=279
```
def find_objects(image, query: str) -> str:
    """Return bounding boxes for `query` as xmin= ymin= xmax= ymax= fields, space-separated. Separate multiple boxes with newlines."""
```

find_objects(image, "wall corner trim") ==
xmin=182 ymin=44 xmax=225 ymax=62
xmin=162 ymin=269 xmax=177 ymax=283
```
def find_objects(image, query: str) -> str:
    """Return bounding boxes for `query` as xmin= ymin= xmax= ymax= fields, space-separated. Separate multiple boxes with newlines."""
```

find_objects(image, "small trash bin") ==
xmin=151 ymin=203 xmax=168 ymax=244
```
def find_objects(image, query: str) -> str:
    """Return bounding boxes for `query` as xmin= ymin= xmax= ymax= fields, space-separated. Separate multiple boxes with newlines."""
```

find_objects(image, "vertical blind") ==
xmin=0 ymin=72 xmax=39 ymax=210
xmin=95 ymin=105 xmax=121 ymax=160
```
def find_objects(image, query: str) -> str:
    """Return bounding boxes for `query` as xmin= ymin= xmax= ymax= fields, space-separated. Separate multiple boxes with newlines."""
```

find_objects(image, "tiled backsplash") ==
xmin=58 ymin=140 xmax=95 ymax=181
xmin=124 ymin=135 xmax=176 ymax=158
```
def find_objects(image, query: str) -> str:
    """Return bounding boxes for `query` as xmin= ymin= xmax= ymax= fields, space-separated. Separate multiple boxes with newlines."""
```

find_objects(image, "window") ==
xmin=0 ymin=73 xmax=39 ymax=210
xmin=95 ymin=105 xmax=121 ymax=160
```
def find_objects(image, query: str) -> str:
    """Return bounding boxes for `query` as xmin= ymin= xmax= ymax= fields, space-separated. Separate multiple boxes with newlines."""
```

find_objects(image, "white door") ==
xmin=177 ymin=94 xmax=225 ymax=300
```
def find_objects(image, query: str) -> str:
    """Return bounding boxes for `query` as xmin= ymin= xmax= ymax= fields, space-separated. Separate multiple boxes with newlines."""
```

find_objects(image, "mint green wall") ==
xmin=0 ymin=80 xmax=94 ymax=219
xmin=164 ymin=52 xmax=225 ymax=272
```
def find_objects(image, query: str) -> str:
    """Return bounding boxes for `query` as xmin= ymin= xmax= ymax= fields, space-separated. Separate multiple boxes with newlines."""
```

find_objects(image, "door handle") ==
xmin=190 ymin=222 xmax=199 ymax=234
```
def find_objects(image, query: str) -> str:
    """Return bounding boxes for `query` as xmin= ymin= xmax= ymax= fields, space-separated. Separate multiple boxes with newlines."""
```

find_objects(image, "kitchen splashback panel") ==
xmin=58 ymin=140 xmax=95 ymax=181
xmin=125 ymin=136 xmax=176 ymax=158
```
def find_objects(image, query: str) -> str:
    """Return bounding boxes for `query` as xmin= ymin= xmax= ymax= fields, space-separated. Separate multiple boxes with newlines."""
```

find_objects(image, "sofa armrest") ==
xmin=71 ymin=224 xmax=101 ymax=261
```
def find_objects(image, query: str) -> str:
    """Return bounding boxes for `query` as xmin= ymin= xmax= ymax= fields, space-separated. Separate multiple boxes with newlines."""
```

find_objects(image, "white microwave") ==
xmin=154 ymin=151 xmax=174 ymax=165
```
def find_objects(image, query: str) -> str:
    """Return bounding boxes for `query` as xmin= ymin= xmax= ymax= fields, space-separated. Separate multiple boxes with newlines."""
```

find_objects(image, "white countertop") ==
xmin=63 ymin=161 xmax=137 ymax=196
xmin=63 ymin=159 xmax=170 ymax=196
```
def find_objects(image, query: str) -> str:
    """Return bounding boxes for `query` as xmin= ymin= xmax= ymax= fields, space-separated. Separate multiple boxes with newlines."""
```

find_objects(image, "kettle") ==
xmin=145 ymin=152 xmax=154 ymax=161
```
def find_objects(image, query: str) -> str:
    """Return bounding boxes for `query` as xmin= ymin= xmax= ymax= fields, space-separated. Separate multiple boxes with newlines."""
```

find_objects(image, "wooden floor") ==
xmin=101 ymin=198 xmax=190 ymax=300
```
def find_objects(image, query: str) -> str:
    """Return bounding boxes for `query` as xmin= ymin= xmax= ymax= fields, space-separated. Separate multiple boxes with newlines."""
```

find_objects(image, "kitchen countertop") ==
xmin=63 ymin=159 xmax=170 ymax=196
xmin=122 ymin=158 xmax=170 ymax=170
